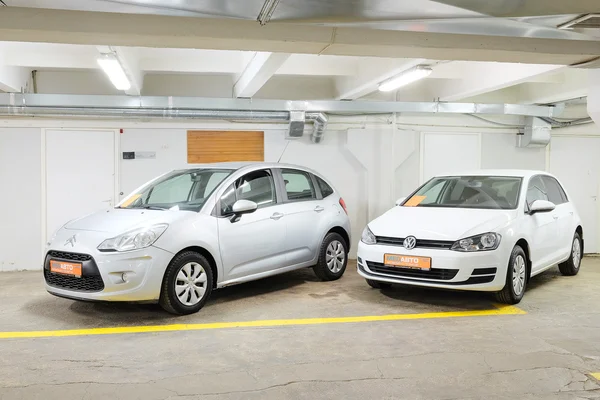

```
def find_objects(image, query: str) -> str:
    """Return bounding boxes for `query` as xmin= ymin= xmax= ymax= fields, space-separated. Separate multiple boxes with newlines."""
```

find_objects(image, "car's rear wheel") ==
xmin=159 ymin=251 xmax=213 ymax=315
xmin=558 ymin=232 xmax=582 ymax=276
xmin=366 ymin=279 xmax=391 ymax=289
xmin=313 ymin=232 xmax=348 ymax=281
xmin=495 ymin=245 xmax=527 ymax=305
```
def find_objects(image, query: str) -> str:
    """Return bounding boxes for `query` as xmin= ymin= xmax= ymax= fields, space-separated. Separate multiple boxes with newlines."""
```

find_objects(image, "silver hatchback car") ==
xmin=44 ymin=162 xmax=351 ymax=314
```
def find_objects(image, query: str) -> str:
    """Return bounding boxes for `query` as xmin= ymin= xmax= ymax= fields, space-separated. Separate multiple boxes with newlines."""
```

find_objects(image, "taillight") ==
xmin=339 ymin=198 xmax=348 ymax=214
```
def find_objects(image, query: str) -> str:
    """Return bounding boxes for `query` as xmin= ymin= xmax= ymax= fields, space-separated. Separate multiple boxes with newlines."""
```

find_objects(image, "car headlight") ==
xmin=451 ymin=232 xmax=501 ymax=252
xmin=361 ymin=226 xmax=377 ymax=245
xmin=97 ymin=224 xmax=168 ymax=252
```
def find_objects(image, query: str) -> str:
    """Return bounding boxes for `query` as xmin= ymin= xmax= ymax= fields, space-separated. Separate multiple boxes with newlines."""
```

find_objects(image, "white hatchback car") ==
xmin=358 ymin=170 xmax=583 ymax=304
xmin=45 ymin=162 xmax=351 ymax=314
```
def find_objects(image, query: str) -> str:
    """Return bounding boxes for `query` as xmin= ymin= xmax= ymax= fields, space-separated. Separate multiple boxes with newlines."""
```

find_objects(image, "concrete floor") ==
xmin=1 ymin=259 xmax=600 ymax=400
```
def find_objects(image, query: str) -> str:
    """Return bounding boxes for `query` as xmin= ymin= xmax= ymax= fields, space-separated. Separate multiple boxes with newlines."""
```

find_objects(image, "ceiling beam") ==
xmin=1 ymin=7 xmax=599 ymax=65
xmin=516 ymin=69 xmax=589 ymax=104
xmin=432 ymin=63 xmax=565 ymax=101
xmin=233 ymin=52 xmax=290 ymax=98
xmin=0 ymin=66 xmax=31 ymax=92
xmin=335 ymin=58 xmax=426 ymax=100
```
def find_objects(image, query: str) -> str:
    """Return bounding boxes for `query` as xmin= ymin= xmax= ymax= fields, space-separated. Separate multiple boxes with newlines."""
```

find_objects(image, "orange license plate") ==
xmin=384 ymin=254 xmax=431 ymax=270
xmin=50 ymin=260 xmax=82 ymax=277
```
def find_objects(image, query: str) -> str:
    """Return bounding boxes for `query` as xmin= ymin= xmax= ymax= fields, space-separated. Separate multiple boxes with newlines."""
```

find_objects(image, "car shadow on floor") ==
xmin=22 ymin=268 xmax=322 ymax=326
xmin=362 ymin=283 xmax=496 ymax=311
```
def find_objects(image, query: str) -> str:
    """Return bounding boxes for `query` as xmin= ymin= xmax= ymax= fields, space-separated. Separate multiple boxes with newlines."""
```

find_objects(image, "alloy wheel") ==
xmin=572 ymin=237 xmax=581 ymax=269
xmin=512 ymin=255 xmax=526 ymax=296
xmin=326 ymin=240 xmax=346 ymax=273
xmin=175 ymin=262 xmax=208 ymax=306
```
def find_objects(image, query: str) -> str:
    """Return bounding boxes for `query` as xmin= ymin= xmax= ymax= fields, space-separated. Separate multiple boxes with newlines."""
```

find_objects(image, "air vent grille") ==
xmin=558 ymin=14 xmax=600 ymax=30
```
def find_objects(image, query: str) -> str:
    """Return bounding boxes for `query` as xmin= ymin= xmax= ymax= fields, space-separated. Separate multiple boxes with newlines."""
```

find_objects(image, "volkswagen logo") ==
xmin=403 ymin=236 xmax=417 ymax=250
xmin=64 ymin=235 xmax=77 ymax=247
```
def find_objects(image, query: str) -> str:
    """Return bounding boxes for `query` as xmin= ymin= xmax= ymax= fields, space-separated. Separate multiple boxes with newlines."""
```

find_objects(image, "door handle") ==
xmin=314 ymin=206 xmax=325 ymax=213
xmin=270 ymin=212 xmax=284 ymax=220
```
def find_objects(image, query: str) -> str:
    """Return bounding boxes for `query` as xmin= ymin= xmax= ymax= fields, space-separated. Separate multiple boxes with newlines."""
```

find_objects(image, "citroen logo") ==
xmin=403 ymin=236 xmax=417 ymax=250
xmin=65 ymin=235 xmax=77 ymax=247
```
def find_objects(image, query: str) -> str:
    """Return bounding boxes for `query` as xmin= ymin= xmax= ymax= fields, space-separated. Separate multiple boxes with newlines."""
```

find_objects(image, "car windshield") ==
xmin=404 ymin=175 xmax=523 ymax=210
xmin=118 ymin=169 xmax=233 ymax=212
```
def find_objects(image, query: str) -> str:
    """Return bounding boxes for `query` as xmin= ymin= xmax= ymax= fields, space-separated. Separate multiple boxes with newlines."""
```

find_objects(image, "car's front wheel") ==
xmin=495 ymin=245 xmax=527 ymax=305
xmin=313 ymin=232 xmax=348 ymax=281
xmin=159 ymin=251 xmax=214 ymax=315
xmin=558 ymin=232 xmax=582 ymax=276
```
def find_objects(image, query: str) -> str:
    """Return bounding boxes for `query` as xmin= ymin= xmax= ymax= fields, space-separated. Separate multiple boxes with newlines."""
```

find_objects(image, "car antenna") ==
xmin=277 ymin=139 xmax=291 ymax=163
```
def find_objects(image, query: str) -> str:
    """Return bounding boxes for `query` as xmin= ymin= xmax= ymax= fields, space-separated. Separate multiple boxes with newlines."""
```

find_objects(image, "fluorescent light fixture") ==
xmin=378 ymin=66 xmax=432 ymax=92
xmin=97 ymin=53 xmax=131 ymax=91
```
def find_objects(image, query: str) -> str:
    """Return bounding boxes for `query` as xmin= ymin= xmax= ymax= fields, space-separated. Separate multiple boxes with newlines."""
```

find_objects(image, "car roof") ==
xmin=179 ymin=162 xmax=323 ymax=175
xmin=433 ymin=169 xmax=552 ymax=179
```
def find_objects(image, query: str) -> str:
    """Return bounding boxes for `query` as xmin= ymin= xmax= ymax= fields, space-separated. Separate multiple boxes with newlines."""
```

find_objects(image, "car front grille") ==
xmin=44 ymin=269 xmax=105 ymax=292
xmin=366 ymin=261 xmax=458 ymax=280
xmin=47 ymin=251 xmax=92 ymax=262
xmin=375 ymin=236 xmax=454 ymax=250
xmin=44 ymin=251 xmax=104 ymax=292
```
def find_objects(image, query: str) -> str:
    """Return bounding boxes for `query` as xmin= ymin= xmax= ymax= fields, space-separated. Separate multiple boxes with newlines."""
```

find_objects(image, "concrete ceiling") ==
xmin=0 ymin=2 xmax=598 ymax=65
xmin=0 ymin=1 xmax=596 ymax=105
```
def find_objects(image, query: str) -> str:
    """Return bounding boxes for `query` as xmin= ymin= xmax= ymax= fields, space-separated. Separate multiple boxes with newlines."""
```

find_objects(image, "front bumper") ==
xmin=44 ymin=245 xmax=174 ymax=302
xmin=356 ymin=241 xmax=508 ymax=292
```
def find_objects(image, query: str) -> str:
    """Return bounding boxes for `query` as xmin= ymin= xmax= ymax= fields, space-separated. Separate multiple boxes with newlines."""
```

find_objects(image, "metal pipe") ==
xmin=0 ymin=106 xmax=289 ymax=121
xmin=0 ymin=94 xmax=558 ymax=117
xmin=0 ymin=94 xmax=562 ymax=145
xmin=307 ymin=112 xmax=328 ymax=143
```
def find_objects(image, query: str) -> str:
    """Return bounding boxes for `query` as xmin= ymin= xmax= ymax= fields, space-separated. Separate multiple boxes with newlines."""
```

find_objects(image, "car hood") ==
xmin=63 ymin=208 xmax=189 ymax=235
xmin=368 ymin=206 xmax=517 ymax=241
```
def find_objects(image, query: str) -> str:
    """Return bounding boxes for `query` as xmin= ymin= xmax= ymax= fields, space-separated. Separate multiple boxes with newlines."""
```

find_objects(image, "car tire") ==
xmin=159 ymin=251 xmax=214 ymax=315
xmin=366 ymin=279 xmax=391 ymax=289
xmin=313 ymin=232 xmax=348 ymax=281
xmin=495 ymin=245 xmax=528 ymax=305
xmin=558 ymin=232 xmax=582 ymax=276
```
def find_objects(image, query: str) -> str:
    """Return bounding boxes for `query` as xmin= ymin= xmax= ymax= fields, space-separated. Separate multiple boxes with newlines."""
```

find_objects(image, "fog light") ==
xmin=121 ymin=272 xmax=129 ymax=283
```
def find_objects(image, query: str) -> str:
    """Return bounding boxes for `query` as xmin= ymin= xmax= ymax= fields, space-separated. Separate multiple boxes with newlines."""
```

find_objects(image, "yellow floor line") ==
xmin=0 ymin=304 xmax=526 ymax=339
xmin=591 ymin=372 xmax=600 ymax=381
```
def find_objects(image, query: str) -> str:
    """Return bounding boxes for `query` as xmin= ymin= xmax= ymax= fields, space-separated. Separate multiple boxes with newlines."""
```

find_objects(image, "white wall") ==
xmin=0 ymin=117 xmax=593 ymax=271
xmin=0 ymin=128 xmax=42 ymax=271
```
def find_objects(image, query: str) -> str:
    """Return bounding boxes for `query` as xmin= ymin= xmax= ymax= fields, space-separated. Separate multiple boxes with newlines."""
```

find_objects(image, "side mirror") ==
xmin=230 ymin=199 xmax=258 ymax=222
xmin=529 ymin=199 xmax=555 ymax=214
xmin=395 ymin=197 xmax=406 ymax=206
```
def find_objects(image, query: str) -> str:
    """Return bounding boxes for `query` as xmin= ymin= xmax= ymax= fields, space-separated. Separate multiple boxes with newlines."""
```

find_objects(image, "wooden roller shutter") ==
xmin=187 ymin=131 xmax=264 ymax=164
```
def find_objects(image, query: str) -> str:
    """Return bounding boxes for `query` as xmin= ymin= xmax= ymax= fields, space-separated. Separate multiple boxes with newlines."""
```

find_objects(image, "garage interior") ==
xmin=1 ymin=0 xmax=600 ymax=399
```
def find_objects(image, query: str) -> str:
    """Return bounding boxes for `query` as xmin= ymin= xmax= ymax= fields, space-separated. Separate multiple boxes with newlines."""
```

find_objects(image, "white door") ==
xmin=524 ymin=175 xmax=560 ymax=271
xmin=276 ymin=168 xmax=323 ymax=266
xmin=216 ymin=169 xmax=286 ymax=280
xmin=421 ymin=133 xmax=480 ymax=182
xmin=549 ymin=136 xmax=600 ymax=253
xmin=45 ymin=129 xmax=116 ymax=240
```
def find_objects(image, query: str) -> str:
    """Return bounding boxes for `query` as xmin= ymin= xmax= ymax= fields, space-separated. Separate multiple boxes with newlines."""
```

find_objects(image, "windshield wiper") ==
xmin=127 ymin=205 xmax=167 ymax=211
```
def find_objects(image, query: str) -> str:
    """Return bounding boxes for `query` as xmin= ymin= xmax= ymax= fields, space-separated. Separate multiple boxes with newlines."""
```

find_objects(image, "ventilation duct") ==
xmin=287 ymin=111 xmax=305 ymax=138
xmin=558 ymin=14 xmax=600 ymax=30
xmin=0 ymin=94 xmax=561 ymax=146
xmin=517 ymin=117 xmax=551 ymax=148
xmin=308 ymin=112 xmax=328 ymax=144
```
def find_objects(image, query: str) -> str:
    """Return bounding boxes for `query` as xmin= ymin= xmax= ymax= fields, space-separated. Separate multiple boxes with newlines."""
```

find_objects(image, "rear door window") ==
xmin=281 ymin=169 xmax=317 ymax=201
